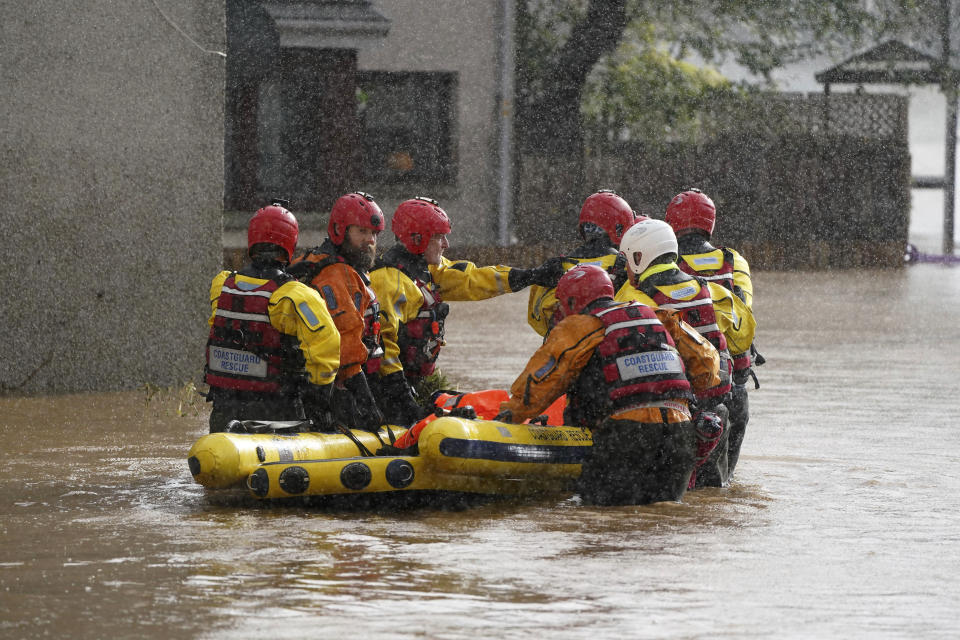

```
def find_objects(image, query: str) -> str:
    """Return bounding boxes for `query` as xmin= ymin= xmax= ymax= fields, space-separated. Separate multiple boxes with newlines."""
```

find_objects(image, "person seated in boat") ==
xmin=665 ymin=187 xmax=759 ymax=480
xmin=495 ymin=264 xmax=721 ymax=506
xmin=287 ymin=192 xmax=386 ymax=433
xmin=527 ymin=189 xmax=645 ymax=337
xmin=369 ymin=196 xmax=565 ymax=426
xmin=616 ymin=218 xmax=756 ymax=488
xmin=203 ymin=200 xmax=341 ymax=433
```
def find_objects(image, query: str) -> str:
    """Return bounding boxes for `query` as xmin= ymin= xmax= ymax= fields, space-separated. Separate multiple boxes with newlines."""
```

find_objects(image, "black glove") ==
xmin=447 ymin=405 xmax=477 ymax=419
xmin=609 ymin=254 xmax=629 ymax=291
xmin=302 ymin=383 xmax=334 ymax=432
xmin=285 ymin=260 xmax=312 ymax=280
xmin=342 ymin=372 xmax=384 ymax=432
xmin=493 ymin=409 xmax=513 ymax=423
xmin=508 ymin=256 xmax=566 ymax=291
xmin=375 ymin=371 xmax=425 ymax=427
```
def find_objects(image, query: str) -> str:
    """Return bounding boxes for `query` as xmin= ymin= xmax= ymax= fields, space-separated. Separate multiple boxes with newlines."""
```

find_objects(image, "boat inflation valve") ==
xmin=340 ymin=462 xmax=372 ymax=491
xmin=385 ymin=459 xmax=415 ymax=489
xmin=248 ymin=468 xmax=270 ymax=498
xmin=278 ymin=465 xmax=310 ymax=495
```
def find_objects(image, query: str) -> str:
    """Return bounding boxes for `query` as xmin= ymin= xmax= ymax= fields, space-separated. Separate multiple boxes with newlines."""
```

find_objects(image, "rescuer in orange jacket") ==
xmin=288 ymin=192 xmax=386 ymax=432
xmin=204 ymin=201 xmax=340 ymax=433
xmin=496 ymin=265 xmax=721 ymax=506
xmin=527 ymin=189 xmax=645 ymax=337
xmin=369 ymin=196 xmax=565 ymax=426
xmin=665 ymin=188 xmax=758 ymax=478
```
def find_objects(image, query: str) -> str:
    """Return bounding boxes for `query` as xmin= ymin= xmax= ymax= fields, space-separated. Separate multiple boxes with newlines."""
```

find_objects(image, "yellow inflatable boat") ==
xmin=187 ymin=417 xmax=592 ymax=500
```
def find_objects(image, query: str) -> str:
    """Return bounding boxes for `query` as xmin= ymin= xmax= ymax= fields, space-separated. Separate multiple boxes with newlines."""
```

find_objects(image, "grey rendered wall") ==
xmin=0 ymin=1 xmax=225 ymax=393
xmin=359 ymin=0 xmax=502 ymax=246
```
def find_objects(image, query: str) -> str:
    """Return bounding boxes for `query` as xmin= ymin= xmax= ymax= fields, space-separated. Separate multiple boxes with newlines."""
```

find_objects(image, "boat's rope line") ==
xmin=336 ymin=425 xmax=376 ymax=457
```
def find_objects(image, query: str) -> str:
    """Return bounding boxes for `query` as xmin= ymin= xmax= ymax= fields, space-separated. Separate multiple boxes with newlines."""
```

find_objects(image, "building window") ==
xmin=357 ymin=71 xmax=457 ymax=184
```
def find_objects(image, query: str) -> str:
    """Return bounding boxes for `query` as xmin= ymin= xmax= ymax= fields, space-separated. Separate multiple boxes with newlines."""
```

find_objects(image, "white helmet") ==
xmin=619 ymin=219 xmax=678 ymax=275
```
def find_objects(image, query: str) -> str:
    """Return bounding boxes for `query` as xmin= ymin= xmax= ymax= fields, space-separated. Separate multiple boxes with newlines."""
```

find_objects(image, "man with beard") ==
xmin=288 ymin=191 xmax=386 ymax=432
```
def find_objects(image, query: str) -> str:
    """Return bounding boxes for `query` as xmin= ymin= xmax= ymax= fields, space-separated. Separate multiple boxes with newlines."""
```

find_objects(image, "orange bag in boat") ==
xmin=392 ymin=390 xmax=568 ymax=449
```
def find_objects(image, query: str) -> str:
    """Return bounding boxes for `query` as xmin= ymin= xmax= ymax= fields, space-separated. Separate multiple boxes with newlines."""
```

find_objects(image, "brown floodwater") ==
xmin=2 ymin=265 xmax=959 ymax=639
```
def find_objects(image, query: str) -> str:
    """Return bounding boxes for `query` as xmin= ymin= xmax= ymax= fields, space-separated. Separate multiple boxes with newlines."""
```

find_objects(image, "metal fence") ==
xmin=512 ymin=92 xmax=911 ymax=269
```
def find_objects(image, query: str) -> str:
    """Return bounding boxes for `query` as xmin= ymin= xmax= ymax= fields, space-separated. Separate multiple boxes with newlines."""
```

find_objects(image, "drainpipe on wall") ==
xmin=497 ymin=0 xmax=515 ymax=247
xmin=942 ymin=0 xmax=956 ymax=255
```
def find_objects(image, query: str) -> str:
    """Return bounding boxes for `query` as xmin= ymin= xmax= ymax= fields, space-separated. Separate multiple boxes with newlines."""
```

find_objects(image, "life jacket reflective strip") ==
xmin=297 ymin=249 xmax=385 ymax=374
xmin=205 ymin=272 xmax=303 ymax=394
xmin=639 ymin=275 xmax=732 ymax=399
xmin=377 ymin=255 xmax=447 ymax=379
xmin=573 ymin=303 xmax=693 ymax=418
xmin=639 ymin=276 xmax=724 ymax=347
xmin=677 ymin=248 xmax=736 ymax=292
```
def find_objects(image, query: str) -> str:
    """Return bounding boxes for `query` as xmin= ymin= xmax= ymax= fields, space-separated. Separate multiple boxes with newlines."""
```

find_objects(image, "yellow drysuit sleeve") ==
xmin=208 ymin=270 xmax=231 ymax=326
xmin=429 ymin=257 xmax=513 ymax=300
xmin=729 ymin=248 xmax=754 ymax=309
xmin=269 ymin=281 xmax=341 ymax=386
xmin=707 ymin=282 xmax=757 ymax=357
xmin=368 ymin=266 xmax=425 ymax=377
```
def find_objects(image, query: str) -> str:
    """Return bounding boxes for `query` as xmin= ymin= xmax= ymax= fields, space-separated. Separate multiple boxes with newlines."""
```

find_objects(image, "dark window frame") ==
xmin=357 ymin=70 xmax=458 ymax=185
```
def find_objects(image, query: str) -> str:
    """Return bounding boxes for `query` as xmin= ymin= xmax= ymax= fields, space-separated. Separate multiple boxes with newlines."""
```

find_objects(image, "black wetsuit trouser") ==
xmin=207 ymin=389 xmax=305 ymax=433
xmin=693 ymin=402 xmax=730 ymax=488
xmin=725 ymin=384 xmax=749 ymax=477
xmin=578 ymin=417 xmax=697 ymax=506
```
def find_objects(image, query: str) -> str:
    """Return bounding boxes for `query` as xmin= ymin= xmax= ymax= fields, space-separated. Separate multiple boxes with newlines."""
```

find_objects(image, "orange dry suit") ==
xmin=501 ymin=299 xmax=720 ymax=506
xmin=290 ymin=239 xmax=384 ymax=379
xmin=368 ymin=244 xmax=520 ymax=425
xmin=500 ymin=300 xmax=720 ymax=428
xmin=527 ymin=242 xmax=626 ymax=337
xmin=204 ymin=264 xmax=340 ymax=431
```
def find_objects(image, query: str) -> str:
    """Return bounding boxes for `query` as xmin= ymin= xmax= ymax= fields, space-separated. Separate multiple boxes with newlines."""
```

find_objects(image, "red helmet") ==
xmin=579 ymin=189 xmax=638 ymax=246
xmin=391 ymin=196 xmax=451 ymax=255
xmin=328 ymin=191 xmax=385 ymax=245
xmin=665 ymin=188 xmax=716 ymax=236
xmin=555 ymin=264 xmax=615 ymax=320
xmin=248 ymin=203 xmax=298 ymax=261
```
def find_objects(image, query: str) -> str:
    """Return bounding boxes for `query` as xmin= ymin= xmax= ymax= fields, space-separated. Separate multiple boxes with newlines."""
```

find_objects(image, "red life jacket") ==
xmin=295 ymin=246 xmax=385 ymax=374
xmin=565 ymin=302 xmax=694 ymax=427
xmin=638 ymin=271 xmax=732 ymax=399
xmin=677 ymin=248 xmax=752 ymax=373
xmin=376 ymin=250 xmax=448 ymax=379
xmin=677 ymin=247 xmax=736 ymax=292
xmin=205 ymin=272 xmax=304 ymax=394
